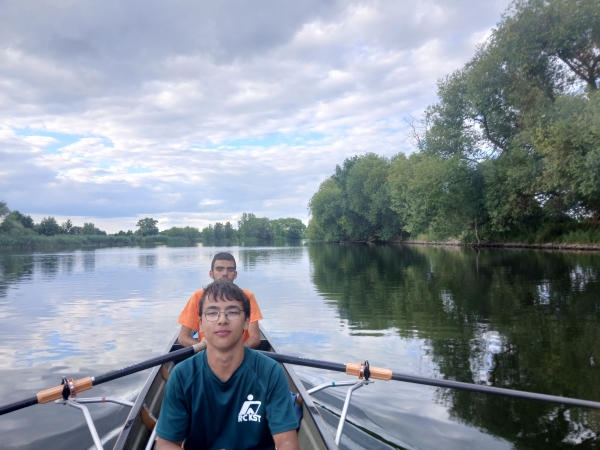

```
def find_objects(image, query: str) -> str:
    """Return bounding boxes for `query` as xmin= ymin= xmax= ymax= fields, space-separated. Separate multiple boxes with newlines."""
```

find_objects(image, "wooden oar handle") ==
xmin=36 ymin=377 xmax=94 ymax=404
xmin=346 ymin=363 xmax=392 ymax=381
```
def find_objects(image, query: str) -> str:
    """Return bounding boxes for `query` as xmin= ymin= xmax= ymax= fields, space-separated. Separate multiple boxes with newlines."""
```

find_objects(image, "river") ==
xmin=0 ymin=243 xmax=598 ymax=449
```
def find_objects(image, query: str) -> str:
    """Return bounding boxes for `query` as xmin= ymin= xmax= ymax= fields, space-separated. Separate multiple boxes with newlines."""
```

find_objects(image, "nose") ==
xmin=217 ymin=311 xmax=229 ymax=323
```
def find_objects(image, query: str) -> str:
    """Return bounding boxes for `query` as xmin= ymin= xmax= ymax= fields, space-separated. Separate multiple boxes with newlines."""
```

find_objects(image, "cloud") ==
xmin=0 ymin=0 xmax=512 ymax=232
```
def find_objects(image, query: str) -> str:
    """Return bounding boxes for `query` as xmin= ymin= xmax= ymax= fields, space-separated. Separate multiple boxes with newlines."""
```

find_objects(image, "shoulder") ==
xmin=191 ymin=289 xmax=204 ymax=301
xmin=171 ymin=351 xmax=206 ymax=382
xmin=241 ymin=289 xmax=256 ymax=298
xmin=243 ymin=348 xmax=281 ymax=374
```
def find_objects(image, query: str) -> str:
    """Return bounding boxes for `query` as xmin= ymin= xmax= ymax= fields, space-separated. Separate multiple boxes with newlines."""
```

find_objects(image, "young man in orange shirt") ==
xmin=177 ymin=252 xmax=263 ymax=348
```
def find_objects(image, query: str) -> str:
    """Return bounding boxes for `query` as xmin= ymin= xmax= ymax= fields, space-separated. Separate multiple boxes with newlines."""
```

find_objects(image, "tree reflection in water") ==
xmin=308 ymin=243 xmax=600 ymax=449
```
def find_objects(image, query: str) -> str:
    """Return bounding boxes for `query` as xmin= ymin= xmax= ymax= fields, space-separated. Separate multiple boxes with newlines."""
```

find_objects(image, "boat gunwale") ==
xmin=112 ymin=332 xmax=179 ymax=450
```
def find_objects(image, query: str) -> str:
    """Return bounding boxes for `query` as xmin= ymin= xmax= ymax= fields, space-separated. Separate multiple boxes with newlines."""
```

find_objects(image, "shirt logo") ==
xmin=238 ymin=394 xmax=262 ymax=422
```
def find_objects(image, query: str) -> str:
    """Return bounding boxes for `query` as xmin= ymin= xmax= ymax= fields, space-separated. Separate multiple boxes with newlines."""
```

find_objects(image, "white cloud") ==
xmin=0 ymin=0 xmax=512 ymax=231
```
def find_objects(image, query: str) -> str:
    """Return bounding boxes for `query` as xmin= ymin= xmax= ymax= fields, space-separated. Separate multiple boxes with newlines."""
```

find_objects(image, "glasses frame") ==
xmin=202 ymin=308 xmax=244 ymax=322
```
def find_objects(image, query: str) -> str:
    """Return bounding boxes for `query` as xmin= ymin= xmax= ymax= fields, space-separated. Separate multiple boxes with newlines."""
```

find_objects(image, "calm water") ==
xmin=0 ymin=243 xmax=599 ymax=449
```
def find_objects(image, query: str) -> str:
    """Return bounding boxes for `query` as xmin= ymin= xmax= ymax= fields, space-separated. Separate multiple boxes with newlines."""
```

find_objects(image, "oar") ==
xmin=0 ymin=342 xmax=206 ymax=417
xmin=258 ymin=351 xmax=600 ymax=410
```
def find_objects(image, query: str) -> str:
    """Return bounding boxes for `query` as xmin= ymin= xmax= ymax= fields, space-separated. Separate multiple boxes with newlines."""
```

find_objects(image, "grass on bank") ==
xmin=0 ymin=233 xmax=198 ymax=249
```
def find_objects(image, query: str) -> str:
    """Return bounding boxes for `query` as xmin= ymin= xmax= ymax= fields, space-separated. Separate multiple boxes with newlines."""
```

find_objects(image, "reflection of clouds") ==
xmin=536 ymin=283 xmax=551 ymax=306
xmin=469 ymin=325 xmax=505 ymax=385
xmin=562 ymin=410 xmax=597 ymax=445
xmin=441 ymin=290 xmax=455 ymax=314
xmin=570 ymin=265 xmax=597 ymax=292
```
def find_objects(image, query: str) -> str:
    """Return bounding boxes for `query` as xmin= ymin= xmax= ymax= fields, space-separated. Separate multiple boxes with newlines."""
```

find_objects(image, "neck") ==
xmin=206 ymin=341 xmax=246 ymax=382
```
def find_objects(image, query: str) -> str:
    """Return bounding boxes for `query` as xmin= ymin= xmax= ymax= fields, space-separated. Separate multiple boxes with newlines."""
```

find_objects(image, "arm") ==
xmin=244 ymin=321 xmax=261 ymax=349
xmin=273 ymin=430 xmax=300 ymax=450
xmin=156 ymin=437 xmax=184 ymax=450
xmin=178 ymin=325 xmax=199 ymax=348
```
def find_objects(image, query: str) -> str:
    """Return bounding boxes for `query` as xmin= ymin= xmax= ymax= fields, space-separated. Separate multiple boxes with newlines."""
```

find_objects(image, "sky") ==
xmin=0 ymin=0 xmax=512 ymax=233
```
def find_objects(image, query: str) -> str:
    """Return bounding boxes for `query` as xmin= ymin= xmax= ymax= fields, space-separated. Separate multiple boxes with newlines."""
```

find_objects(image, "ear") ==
xmin=199 ymin=317 xmax=203 ymax=333
xmin=232 ymin=271 xmax=238 ymax=281
xmin=208 ymin=269 xmax=214 ymax=280
xmin=243 ymin=314 xmax=249 ymax=331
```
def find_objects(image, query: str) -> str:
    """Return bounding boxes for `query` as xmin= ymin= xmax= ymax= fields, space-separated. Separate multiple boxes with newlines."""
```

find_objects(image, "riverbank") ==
xmin=0 ymin=233 xmax=198 ymax=249
xmin=400 ymin=239 xmax=600 ymax=252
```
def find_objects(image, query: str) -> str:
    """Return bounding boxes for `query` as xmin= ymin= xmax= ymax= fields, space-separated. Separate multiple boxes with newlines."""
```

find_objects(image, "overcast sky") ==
xmin=0 ymin=0 xmax=512 ymax=233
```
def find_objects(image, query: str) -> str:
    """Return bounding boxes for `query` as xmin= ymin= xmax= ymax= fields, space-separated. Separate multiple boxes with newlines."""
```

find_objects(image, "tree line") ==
xmin=199 ymin=213 xmax=306 ymax=244
xmin=0 ymin=202 xmax=306 ymax=248
xmin=307 ymin=0 xmax=600 ymax=245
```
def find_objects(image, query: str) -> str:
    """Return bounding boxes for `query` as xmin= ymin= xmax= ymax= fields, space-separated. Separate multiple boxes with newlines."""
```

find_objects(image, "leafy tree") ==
xmin=81 ymin=222 xmax=106 ymax=235
xmin=136 ymin=217 xmax=159 ymax=236
xmin=307 ymin=178 xmax=347 ymax=241
xmin=201 ymin=224 xmax=215 ymax=244
xmin=61 ymin=219 xmax=73 ymax=235
xmin=161 ymin=226 xmax=201 ymax=240
xmin=0 ymin=210 xmax=36 ymax=236
xmin=494 ymin=0 xmax=600 ymax=92
xmin=0 ymin=201 xmax=9 ymax=218
xmin=214 ymin=222 xmax=224 ymax=241
xmin=36 ymin=216 xmax=61 ymax=236
xmin=389 ymin=153 xmax=485 ymax=241
xmin=115 ymin=230 xmax=134 ymax=236
xmin=270 ymin=218 xmax=306 ymax=240
xmin=346 ymin=153 xmax=403 ymax=240
xmin=224 ymin=222 xmax=236 ymax=240
xmin=238 ymin=213 xmax=274 ymax=240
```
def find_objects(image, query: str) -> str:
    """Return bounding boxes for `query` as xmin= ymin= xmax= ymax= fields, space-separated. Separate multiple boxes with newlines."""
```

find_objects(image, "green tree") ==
xmin=36 ymin=216 xmax=61 ymax=236
xmin=136 ymin=217 xmax=159 ymax=236
xmin=161 ymin=226 xmax=201 ymax=240
xmin=214 ymin=222 xmax=224 ymax=241
xmin=0 ymin=210 xmax=35 ymax=236
xmin=61 ymin=219 xmax=73 ymax=234
xmin=224 ymin=222 xmax=235 ymax=240
xmin=81 ymin=222 xmax=106 ymax=235
xmin=0 ymin=201 xmax=9 ymax=218
xmin=346 ymin=153 xmax=404 ymax=240
xmin=389 ymin=153 xmax=485 ymax=241
xmin=494 ymin=0 xmax=600 ymax=92
xmin=307 ymin=178 xmax=347 ymax=241
xmin=270 ymin=218 xmax=306 ymax=240
xmin=201 ymin=224 xmax=215 ymax=244
xmin=238 ymin=213 xmax=274 ymax=240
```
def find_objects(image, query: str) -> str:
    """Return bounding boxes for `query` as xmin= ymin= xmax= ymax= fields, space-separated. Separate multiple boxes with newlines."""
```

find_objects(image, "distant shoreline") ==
xmin=337 ymin=239 xmax=600 ymax=252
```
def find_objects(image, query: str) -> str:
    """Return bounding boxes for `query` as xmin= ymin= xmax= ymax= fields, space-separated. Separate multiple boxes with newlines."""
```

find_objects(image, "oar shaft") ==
xmin=93 ymin=344 xmax=197 ymax=386
xmin=0 ymin=342 xmax=206 ymax=417
xmin=0 ymin=397 xmax=38 ymax=416
xmin=259 ymin=351 xmax=600 ymax=410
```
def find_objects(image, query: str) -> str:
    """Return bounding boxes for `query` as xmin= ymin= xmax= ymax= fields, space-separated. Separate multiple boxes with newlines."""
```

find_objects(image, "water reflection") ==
xmin=0 ymin=253 xmax=35 ymax=299
xmin=308 ymin=243 xmax=600 ymax=448
xmin=139 ymin=253 xmax=157 ymax=268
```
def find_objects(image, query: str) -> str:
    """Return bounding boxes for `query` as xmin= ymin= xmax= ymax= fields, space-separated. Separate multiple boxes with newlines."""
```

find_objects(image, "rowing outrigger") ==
xmin=1 ymin=324 xmax=599 ymax=449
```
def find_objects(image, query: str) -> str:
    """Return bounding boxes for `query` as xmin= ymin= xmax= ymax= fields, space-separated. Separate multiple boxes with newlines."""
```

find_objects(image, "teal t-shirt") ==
xmin=156 ymin=347 xmax=299 ymax=450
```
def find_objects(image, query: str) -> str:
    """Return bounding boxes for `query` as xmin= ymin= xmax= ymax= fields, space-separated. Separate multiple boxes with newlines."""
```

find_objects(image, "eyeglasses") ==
xmin=203 ymin=308 xmax=243 ymax=322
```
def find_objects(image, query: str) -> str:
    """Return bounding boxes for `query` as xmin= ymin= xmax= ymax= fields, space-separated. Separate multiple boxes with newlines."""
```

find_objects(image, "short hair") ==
xmin=199 ymin=280 xmax=250 ymax=319
xmin=211 ymin=252 xmax=236 ymax=271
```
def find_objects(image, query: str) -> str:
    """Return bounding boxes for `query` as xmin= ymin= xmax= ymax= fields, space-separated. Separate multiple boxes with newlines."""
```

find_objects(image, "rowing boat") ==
xmin=112 ymin=324 xmax=339 ymax=450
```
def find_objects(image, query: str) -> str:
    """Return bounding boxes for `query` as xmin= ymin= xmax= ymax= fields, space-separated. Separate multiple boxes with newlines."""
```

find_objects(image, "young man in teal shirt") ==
xmin=156 ymin=281 xmax=300 ymax=450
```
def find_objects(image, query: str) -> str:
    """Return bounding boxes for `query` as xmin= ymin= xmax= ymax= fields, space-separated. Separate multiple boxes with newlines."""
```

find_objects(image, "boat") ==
xmin=112 ymin=324 xmax=339 ymax=450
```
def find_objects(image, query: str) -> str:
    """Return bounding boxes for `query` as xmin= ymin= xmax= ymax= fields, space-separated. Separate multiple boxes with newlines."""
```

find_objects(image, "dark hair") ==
xmin=211 ymin=252 xmax=236 ymax=271
xmin=199 ymin=280 xmax=250 ymax=319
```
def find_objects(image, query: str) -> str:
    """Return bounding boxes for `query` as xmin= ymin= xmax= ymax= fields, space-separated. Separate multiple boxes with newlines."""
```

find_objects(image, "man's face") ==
xmin=199 ymin=295 xmax=248 ymax=350
xmin=209 ymin=259 xmax=237 ymax=282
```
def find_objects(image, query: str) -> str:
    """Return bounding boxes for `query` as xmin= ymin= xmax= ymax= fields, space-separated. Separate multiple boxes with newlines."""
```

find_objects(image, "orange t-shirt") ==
xmin=177 ymin=288 xmax=263 ymax=342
